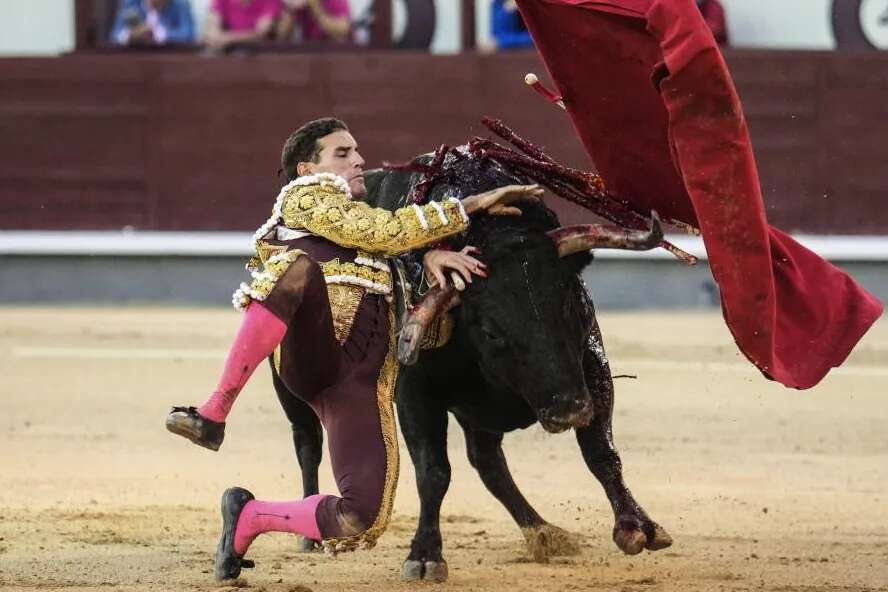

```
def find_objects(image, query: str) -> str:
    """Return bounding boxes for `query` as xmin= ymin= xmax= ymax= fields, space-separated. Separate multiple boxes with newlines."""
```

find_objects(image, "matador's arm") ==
xmin=281 ymin=182 xmax=468 ymax=256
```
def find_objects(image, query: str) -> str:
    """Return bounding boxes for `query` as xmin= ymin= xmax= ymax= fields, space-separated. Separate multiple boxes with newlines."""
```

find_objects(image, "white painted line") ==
xmin=612 ymin=359 xmax=888 ymax=378
xmin=11 ymin=347 xmax=227 ymax=360
xmin=10 ymin=347 xmax=888 ymax=377
xmin=0 ymin=231 xmax=886 ymax=261
xmin=593 ymin=235 xmax=888 ymax=262
xmin=0 ymin=231 xmax=253 ymax=256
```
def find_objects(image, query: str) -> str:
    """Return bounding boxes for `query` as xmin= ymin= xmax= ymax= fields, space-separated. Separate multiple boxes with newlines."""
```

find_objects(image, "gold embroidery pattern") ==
xmin=320 ymin=259 xmax=393 ymax=295
xmin=281 ymin=183 xmax=468 ymax=256
xmin=232 ymin=249 xmax=305 ymax=311
xmin=327 ymin=284 xmax=364 ymax=344
xmin=245 ymin=241 xmax=288 ymax=273
xmin=250 ymin=172 xmax=351 ymax=260
xmin=420 ymin=311 xmax=454 ymax=350
xmin=272 ymin=345 xmax=281 ymax=373
xmin=245 ymin=256 xmax=262 ymax=273
xmin=323 ymin=308 xmax=400 ymax=555
xmin=257 ymin=242 xmax=288 ymax=266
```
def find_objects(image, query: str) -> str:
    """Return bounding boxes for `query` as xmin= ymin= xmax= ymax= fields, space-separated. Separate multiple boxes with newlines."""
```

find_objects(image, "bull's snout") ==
xmin=539 ymin=395 xmax=594 ymax=433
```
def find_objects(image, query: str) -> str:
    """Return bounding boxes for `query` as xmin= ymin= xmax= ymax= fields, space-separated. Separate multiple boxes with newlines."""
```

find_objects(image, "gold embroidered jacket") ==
xmin=234 ymin=174 xmax=469 ymax=311
xmin=280 ymin=181 xmax=468 ymax=255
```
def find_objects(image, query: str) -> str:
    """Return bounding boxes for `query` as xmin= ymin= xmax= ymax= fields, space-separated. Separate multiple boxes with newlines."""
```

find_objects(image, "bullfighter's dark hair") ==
xmin=280 ymin=117 xmax=349 ymax=181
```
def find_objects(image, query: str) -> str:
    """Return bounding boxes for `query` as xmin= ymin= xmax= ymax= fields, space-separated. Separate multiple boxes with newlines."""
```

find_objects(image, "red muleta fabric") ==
xmin=516 ymin=0 xmax=882 ymax=389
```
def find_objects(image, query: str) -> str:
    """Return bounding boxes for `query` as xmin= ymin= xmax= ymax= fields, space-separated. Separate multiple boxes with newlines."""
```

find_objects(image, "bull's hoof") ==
xmin=522 ymin=524 xmax=581 ymax=563
xmin=296 ymin=536 xmax=322 ymax=553
xmin=401 ymin=560 xmax=423 ymax=581
xmin=400 ymin=559 xmax=449 ymax=582
xmin=613 ymin=527 xmax=647 ymax=555
xmin=645 ymin=524 xmax=673 ymax=551
xmin=424 ymin=561 xmax=449 ymax=582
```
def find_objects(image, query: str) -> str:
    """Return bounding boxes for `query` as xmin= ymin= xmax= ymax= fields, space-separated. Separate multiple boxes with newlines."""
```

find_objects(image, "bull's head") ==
xmin=399 ymin=203 xmax=662 ymax=434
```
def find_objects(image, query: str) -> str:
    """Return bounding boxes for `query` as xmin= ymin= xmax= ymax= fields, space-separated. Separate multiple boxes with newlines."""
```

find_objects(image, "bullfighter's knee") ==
xmin=331 ymin=468 xmax=388 ymax=537
xmin=333 ymin=498 xmax=380 ymax=537
xmin=334 ymin=511 xmax=372 ymax=537
xmin=257 ymin=254 xmax=328 ymax=322
xmin=278 ymin=256 xmax=326 ymax=302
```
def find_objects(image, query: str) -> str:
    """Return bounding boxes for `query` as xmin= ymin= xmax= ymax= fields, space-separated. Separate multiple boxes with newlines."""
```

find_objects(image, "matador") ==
xmin=165 ymin=117 xmax=539 ymax=580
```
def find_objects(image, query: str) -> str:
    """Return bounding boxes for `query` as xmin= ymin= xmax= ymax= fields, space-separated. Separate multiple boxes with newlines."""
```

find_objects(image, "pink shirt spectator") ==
xmin=293 ymin=0 xmax=349 ymax=41
xmin=212 ymin=0 xmax=281 ymax=32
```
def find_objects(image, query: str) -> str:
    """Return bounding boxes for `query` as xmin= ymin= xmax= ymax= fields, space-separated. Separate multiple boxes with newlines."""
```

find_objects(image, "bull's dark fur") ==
xmin=272 ymin=151 xmax=671 ymax=578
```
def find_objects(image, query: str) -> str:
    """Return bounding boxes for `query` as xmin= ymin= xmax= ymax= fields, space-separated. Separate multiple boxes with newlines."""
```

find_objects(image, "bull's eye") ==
xmin=481 ymin=326 xmax=504 ymax=347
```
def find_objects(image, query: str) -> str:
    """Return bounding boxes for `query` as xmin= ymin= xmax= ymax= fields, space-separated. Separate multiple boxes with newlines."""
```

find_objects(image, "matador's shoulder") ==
xmin=282 ymin=173 xmax=352 ymax=204
xmin=250 ymin=173 xmax=352 ymax=243
xmin=279 ymin=173 xmax=357 ymax=220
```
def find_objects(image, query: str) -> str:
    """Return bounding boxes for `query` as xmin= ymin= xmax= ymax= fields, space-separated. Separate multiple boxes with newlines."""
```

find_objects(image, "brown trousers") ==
xmin=261 ymin=255 xmax=398 ymax=548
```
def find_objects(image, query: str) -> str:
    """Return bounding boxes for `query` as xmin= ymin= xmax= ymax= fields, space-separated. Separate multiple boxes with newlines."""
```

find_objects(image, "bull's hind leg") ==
xmin=271 ymin=363 xmax=324 ymax=552
xmin=397 ymin=379 xmax=452 ymax=582
xmin=458 ymin=418 xmax=581 ymax=563
xmin=575 ymin=340 xmax=672 ymax=555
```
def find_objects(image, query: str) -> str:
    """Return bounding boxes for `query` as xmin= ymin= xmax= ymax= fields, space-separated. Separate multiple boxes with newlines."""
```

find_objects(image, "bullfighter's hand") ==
xmin=423 ymin=246 xmax=487 ymax=290
xmin=462 ymin=184 xmax=543 ymax=217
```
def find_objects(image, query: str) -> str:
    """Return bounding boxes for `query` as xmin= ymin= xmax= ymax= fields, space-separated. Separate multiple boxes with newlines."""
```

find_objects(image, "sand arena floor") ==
xmin=0 ymin=307 xmax=885 ymax=592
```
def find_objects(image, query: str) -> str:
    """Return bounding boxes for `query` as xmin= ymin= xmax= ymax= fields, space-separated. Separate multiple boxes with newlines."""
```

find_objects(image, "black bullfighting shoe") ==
xmin=165 ymin=406 xmax=225 ymax=451
xmin=215 ymin=487 xmax=255 ymax=581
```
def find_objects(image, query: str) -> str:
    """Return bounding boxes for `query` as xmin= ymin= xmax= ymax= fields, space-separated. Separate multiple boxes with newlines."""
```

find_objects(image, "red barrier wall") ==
xmin=0 ymin=50 xmax=885 ymax=233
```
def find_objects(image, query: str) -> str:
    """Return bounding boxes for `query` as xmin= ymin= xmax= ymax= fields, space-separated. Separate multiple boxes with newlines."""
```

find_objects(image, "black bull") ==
xmin=270 ymin=150 xmax=673 ymax=581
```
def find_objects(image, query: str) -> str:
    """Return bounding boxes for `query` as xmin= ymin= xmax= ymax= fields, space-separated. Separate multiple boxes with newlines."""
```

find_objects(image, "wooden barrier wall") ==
xmin=0 ymin=50 xmax=886 ymax=234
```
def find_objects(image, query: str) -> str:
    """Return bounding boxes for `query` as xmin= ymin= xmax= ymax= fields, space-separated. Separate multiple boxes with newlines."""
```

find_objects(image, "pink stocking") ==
xmin=197 ymin=302 xmax=287 ymax=423
xmin=234 ymin=495 xmax=328 ymax=555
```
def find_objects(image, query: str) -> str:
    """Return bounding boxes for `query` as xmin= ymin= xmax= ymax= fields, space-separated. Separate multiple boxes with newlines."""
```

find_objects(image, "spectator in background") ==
xmin=697 ymin=0 xmax=729 ymax=46
xmin=489 ymin=0 xmax=533 ymax=51
xmin=203 ymin=0 xmax=281 ymax=52
xmin=111 ymin=0 xmax=196 ymax=46
xmin=276 ymin=0 xmax=351 ymax=43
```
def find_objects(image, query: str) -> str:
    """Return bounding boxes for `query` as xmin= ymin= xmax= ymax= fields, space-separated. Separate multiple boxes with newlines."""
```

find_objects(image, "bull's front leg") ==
xmin=271 ymin=365 xmax=324 ymax=552
xmin=575 ymin=336 xmax=672 ymax=555
xmin=458 ymin=418 xmax=581 ymax=562
xmin=397 ymin=381 xmax=452 ymax=582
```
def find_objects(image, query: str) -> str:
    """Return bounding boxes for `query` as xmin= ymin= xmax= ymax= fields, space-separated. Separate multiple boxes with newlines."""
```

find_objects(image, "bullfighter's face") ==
xmin=302 ymin=130 xmax=367 ymax=199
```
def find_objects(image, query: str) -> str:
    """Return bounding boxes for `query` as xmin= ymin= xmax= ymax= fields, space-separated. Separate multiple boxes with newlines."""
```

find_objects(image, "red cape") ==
xmin=516 ymin=0 xmax=883 ymax=389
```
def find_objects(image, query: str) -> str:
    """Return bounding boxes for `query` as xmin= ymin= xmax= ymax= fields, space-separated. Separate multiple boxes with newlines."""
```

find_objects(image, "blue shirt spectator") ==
xmin=111 ymin=0 xmax=196 ymax=46
xmin=490 ymin=0 xmax=533 ymax=51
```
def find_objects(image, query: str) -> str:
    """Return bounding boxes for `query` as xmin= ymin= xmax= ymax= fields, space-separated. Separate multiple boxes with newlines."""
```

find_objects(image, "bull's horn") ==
xmin=397 ymin=285 xmax=461 ymax=366
xmin=547 ymin=211 xmax=663 ymax=257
